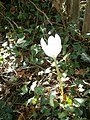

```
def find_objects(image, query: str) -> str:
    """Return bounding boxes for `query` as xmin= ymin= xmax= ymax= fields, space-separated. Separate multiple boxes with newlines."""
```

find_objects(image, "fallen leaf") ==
xmin=15 ymin=68 xmax=26 ymax=78
xmin=18 ymin=113 xmax=25 ymax=120
xmin=75 ymin=69 xmax=85 ymax=75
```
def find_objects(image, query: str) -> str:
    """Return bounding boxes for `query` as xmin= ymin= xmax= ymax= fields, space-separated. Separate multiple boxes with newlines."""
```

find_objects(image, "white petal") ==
xmin=44 ymin=46 xmax=53 ymax=57
xmin=55 ymin=34 xmax=62 ymax=47
xmin=40 ymin=38 xmax=47 ymax=52
xmin=40 ymin=38 xmax=50 ymax=57
xmin=48 ymin=36 xmax=56 ymax=46
xmin=40 ymin=34 xmax=62 ymax=58
xmin=55 ymin=34 xmax=62 ymax=53
xmin=55 ymin=34 xmax=61 ymax=40
xmin=48 ymin=35 xmax=58 ymax=58
xmin=48 ymin=34 xmax=62 ymax=58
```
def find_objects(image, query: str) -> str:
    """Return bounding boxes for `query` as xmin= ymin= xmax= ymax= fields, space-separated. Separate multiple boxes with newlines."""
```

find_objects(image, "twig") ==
xmin=29 ymin=0 xmax=52 ymax=25
xmin=0 ymin=12 xmax=15 ymax=31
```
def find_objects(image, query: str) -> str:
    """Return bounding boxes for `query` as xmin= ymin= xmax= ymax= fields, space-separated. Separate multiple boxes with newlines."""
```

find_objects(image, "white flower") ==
xmin=40 ymin=34 xmax=62 ymax=58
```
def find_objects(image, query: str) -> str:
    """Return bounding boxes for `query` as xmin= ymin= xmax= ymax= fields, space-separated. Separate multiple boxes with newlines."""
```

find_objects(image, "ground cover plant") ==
xmin=0 ymin=0 xmax=90 ymax=120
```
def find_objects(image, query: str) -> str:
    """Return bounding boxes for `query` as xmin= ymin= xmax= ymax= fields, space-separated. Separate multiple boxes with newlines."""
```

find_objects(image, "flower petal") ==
xmin=47 ymin=34 xmax=62 ymax=58
xmin=40 ymin=38 xmax=50 ymax=57
xmin=40 ymin=38 xmax=47 ymax=52
xmin=48 ymin=35 xmax=57 ymax=57
xmin=48 ymin=36 xmax=56 ymax=46
xmin=55 ymin=34 xmax=62 ymax=47
xmin=55 ymin=34 xmax=62 ymax=53
xmin=40 ymin=34 xmax=62 ymax=58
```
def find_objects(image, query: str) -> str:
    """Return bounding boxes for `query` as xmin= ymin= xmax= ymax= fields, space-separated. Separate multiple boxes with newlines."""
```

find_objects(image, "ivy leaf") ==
xmin=34 ymin=86 xmax=45 ymax=95
xmin=81 ymin=53 xmax=90 ymax=63
xmin=49 ymin=95 xmax=55 ymax=107
xmin=0 ymin=100 xmax=6 ymax=109
xmin=83 ymin=89 xmax=90 ymax=96
xmin=20 ymin=85 xmax=28 ymax=95
xmin=49 ymin=91 xmax=56 ymax=107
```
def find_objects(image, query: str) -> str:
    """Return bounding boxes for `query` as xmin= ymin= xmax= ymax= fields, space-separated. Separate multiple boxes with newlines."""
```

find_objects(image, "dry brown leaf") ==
xmin=52 ymin=0 xmax=61 ymax=12
xmin=10 ymin=6 xmax=17 ymax=14
xmin=75 ymin=69 xmax=85 ymax=75
xmin=18 ymin=107 xmax=30 ymax=120
xmin=18 ymin=112 xmax=25 ymax=120
xmin=63 ymin=93 xmax=67 ymax=103
xmin=15 ymin=68 xmax=26 ymax=78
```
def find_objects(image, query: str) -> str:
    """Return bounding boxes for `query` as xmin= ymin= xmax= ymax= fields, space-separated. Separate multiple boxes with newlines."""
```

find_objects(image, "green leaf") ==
xmin=31 ymin=98 xmax=38 ymax=105
xmin=83 ymin=89 xmax=90 ymax=96
xmin=0 ymin=56 xmax=4 ymax=63
xmin=66 ymin=96 xmax=73 ymax=106
xmin=74 ymin=107 xmax=83 ymax=116
xmin=63 ymin=36 xmax=69 ymax=55
xmin=13 ymin=49 xmax=19 ymax=57
xmin=0 ymin=100 xmax=6 ymax=109
xmin=10 ymin=76 xmax=17 ymax=81
xmin=41 ymin=106 xmax=51 ymax=116
xmin=6 ymin=114 xmax=12 ymax=120
xmin=74 ymin=98 xmax=87 ymax=107
xmin=49 ymin=95 xmax=55 ymax=107
xmin=68 ymin=68 xmax=74 ymax=75
xmin=32 ymin=111 xmax=37 ymax=119
xmin=20 ymin=85 xmax=28 ymax=95
xmin=58 ymin=111 xmax=68 ymax=119
xmin=70 ymin=87 xmax=77 ymax=96
xmin=81 ymin=53 xmax=90 ymax=63
xmin=41 ymin=97 xmax=48 ymax=105
xmin=49 ymin=91 xmax=56 ymax=107
xmin=66 ymin=106 xmax=75 ymax=113
xmin=34 ymin=86 xmax=45 ymax=95
xmin=72 ymin=117 xmax=87 ymax=120
xmin=4 ymin=113 xmax=12 ymax=120
xmin=17 ymin=33 xmax=24 ymax=38
xmin=4 ymin=106 xmax=12 ymax=113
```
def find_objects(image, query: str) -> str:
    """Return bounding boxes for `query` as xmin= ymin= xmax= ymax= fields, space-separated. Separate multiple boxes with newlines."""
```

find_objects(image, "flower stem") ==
xmin=53 ymin=57 xmax=64 ymax=102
